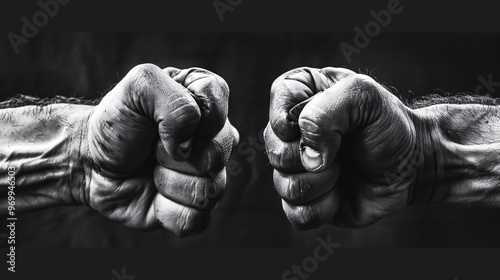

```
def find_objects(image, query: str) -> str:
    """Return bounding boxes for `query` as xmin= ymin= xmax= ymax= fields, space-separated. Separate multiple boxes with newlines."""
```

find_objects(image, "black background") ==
xmin=1 ymin=0 xmax=500 ymax=279
xmin=2 ymin=34 xmax=500 ymax=248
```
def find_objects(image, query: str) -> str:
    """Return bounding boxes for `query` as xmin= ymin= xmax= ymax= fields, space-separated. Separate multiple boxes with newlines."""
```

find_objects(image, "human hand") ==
xmin=83 ymin=64 xmax=238 ymax=236
xmin=265 ymin=67 xmax=429 ymax=229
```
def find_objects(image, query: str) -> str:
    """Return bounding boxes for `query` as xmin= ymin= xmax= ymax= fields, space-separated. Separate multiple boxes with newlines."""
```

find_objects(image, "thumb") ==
xmin=164 ymin=67 xmax=229 ymax=140
xmin=124 ymin=64 xmax=201 ymax=162
xmin=269 ymin=67 xmax=357 ymax=142
xmin=298 ymin=74 xmax=377 ymax=172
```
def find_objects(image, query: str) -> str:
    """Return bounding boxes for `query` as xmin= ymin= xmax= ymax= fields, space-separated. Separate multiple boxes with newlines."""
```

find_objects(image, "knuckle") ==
xmin=263 ymin=125 xmax=278 ymax=154
xmin=322 ymin=67 xmax=355 ymax=75
xmin=198 ymin=78 xmax=229 ymax=109
xmin=211 ymin=75 xmax=230 ymax=95
xmin=286 ymin=176 xmax=309 ymax=204
xmin=164 ymin=101 xmax=201 ymax=131
xmin=155 ymin=142 xmax=167 ymax=166
xmin=175 ymin=207 xmax=202 ymax=237
xmin=187 ymin=67 xmax=213 ymax=75
xmin=153 ymin=165 xmax=166 ymax=188
xmin=268 ymin=148 xmax=298 ymax=172
xmin=265 ymin=127 xmax=304 ymax=173
xmin=164 ymin=66 xmax=180 ymax=72
xmin=231 ymin=124 xmax=240 ymax=146
xmin=270 ymin=77 xmax=282 ymax=93
xmin=288 ymin=67 xmax=311 ymax=77
xmin=124 ymin=64 xmax=164 ymax=107
xmin=271 ymin=68 xmax=304 ymax=94
xmin=267 ymin=147 xmax=282 ymax=169
xmin=127 ymin=63 xmax=161 ymax=92
xmin=191 ymin=178 xmax=219 ymax=209
xmin=170 ymin=100 xmax=201 ymax=122
xmin=298 ymin=115 xmax=327 ymax=137
xmin=186 ymin=68 xmax=228 ymax=93
xmin=348 ymin=74 xmax=384 ymax=109
xmin=213 ymin=168 xmax=227 ymax=187
xmin=351 ymin=73 xmax=374 ymax=84
xmin=204 ymin=140 xmax=226 ymax=172
xmin=132 ymin=63 xmax=160 ymax=75
xmin=263 ymin=124 xmax=270 ymax=141
xmin=288 ymin=204 xmax=319 ymax=229
xmin=278 ymin=174 xmax=297 ymax=202
xmin=269 ymin=112 xmax=285 ymax=131
xmin=348 ymin=74 xmax=380 ymax=97
xmin=276 ymin=173 xmax=310 ymax=204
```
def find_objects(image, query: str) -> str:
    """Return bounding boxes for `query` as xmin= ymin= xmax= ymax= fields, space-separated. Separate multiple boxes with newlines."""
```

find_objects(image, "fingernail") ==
xmin=301 ymin=146 xmax=323 ymax=171
xmin=175 ymin=138 xmax=192 ymax=161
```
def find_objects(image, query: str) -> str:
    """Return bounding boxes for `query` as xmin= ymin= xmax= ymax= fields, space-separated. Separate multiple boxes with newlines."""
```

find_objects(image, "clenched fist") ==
xmin=265 ymin=67 xmax=432 ymax=229
xmin=83 ymin=64 xmax=239 ymax=236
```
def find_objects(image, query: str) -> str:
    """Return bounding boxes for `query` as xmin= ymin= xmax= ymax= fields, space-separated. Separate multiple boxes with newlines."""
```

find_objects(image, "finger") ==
xmin=163 ymin=66 xmax=181 ymax=77
xmin=264 ymin=123 xmax=305 ymax=173
xmin=154 ymin=193 xmax=211 ymax=237
xmin=273 ymin=160 xmax=339 ymax=205
xmin=231 ymin=124 xmax=240 ymax=148
xmin=117 ymin=64 xmax=201 ymax=162
xmin=320 ymin=67 xmax=358 ymax=84
xmin=165 ymin=67 xmax=229 ymax=140
xmin=287 ymin=67 xmax=359 ymax=122
xmin=269 ymin=67 xmax=356 ymax=142
xmin=156 ymin=119 xmax=237 ymax=176
xmin=154 ymin=165 xmax=226 ymax=210
xmin=298 ymin=74 xmax=374 ymax=172
xmin=282 ymin=187 xmax=340 ymax=230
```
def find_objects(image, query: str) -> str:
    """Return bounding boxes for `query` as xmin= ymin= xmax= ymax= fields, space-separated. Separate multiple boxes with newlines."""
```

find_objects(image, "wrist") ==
xmin=0 ymin=104 xmax=95 ymax=212
xmin=408 ymin=106 xmax=448 ymax=205
xmin=69 ymin=105 xmax=94 ymax=207
xmin=410 ymin=104 xmax=500 ymax=206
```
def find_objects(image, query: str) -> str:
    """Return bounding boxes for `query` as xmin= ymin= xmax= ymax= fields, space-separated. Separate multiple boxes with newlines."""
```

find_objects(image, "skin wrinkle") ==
xmin=190 ymin=176 xmax=199 ymax=208
xmin=56 ymin=66 xmax=235 ymax=234
xmin=178 ymin=205 xmax=189 ymax=235
xmin=427 ymin=104 xmax=500 ymax=204
xmin=284 ymin=82 xmax=308 ymax=109
xmin=271 ymin=80 xmax=310 ymax=136
xmin=131 ymin=66 xmax=164 ymax=118
xmin=5 ymin=68 xmax=500 ymax=233
xmin=268 ymin=68 xmax=500 ymax=228
xmin=411 ymin=113 xmax=439 ymax=204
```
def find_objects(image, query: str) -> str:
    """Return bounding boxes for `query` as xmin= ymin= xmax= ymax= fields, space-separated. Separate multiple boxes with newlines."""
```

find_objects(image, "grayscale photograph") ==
xmin=0 ymin=0 xmax=499 ymax=279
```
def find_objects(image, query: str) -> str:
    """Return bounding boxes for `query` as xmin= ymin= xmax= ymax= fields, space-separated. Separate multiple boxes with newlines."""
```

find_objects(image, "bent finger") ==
xmin=165 ymin=67 xmax=230 ymax=139
xmin=273 ymin=160 xmax=339 ymax=205
xmin=282 ymin=187 xmax=340 ymax=230
xmin=154 ymin=165 xmax=226 ymax=210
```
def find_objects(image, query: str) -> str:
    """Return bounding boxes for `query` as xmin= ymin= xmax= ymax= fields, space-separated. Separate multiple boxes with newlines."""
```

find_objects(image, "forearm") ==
xmin=412 ymin=104 xmax=500 ymax=207
xmin=0 ymin=104 xmax=92 ymax=213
